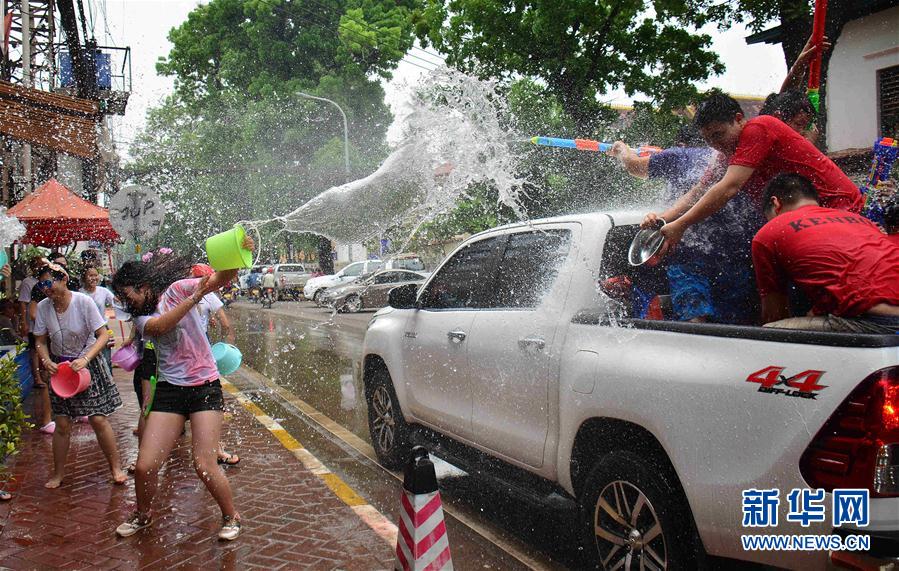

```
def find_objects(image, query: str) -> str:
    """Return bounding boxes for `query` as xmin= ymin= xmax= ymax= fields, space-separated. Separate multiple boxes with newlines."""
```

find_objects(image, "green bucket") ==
xmin=205 ymin=224 xmax=253 ymax=271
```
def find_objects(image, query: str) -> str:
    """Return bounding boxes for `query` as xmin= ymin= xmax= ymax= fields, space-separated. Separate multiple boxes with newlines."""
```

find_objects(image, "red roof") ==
xmin=8 ymin=178 xmax=119 ymax=246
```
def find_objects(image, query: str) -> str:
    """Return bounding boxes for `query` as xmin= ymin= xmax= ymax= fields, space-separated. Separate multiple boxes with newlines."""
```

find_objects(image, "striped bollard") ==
xmin=394 ymin=446 xmax=453 ymax=571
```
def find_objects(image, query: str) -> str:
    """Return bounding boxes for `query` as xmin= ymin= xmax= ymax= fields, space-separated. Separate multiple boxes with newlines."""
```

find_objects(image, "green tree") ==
xmin=413 ymin=0 xmax=725 ymax=130
xmin=128 ymin=0 xmax=421 ymax=268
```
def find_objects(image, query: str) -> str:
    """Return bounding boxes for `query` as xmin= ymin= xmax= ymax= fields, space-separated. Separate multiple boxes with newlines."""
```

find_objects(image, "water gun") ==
xmin=861 ymin=137 xmax=899 ymax=224
xmin=806 ymin=0 xmax=828 ymax=112
xmin=531 ymin=136 xmax=661 ymax=157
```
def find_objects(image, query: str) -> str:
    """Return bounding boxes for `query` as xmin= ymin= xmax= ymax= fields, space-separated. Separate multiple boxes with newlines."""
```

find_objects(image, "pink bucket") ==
xmin=50 ymin=362 xmax=92 ymax=398
xmin=111 ymin=345 xmax=141 ymax=372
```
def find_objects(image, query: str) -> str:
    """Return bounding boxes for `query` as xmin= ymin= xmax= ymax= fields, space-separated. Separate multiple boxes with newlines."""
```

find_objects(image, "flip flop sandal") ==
xmin=217 ymin=454 xmax=240 ymax=466
xmin=0 ymin=491 xmax=11 ymax=501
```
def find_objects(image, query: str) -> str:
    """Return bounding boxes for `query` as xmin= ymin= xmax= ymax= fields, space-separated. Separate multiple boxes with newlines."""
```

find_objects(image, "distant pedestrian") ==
xmin=112 ymin=242 xmax=253 ymax=541
xmin=33 ymin=263 xmax=126 ymax=488
xmin=47 ymin=252 xmax=81 ymax=291
xmin=80 ymin=266 xmax=115 ymax=369
xmin=20 ymin=258 xmax=54 ymax=434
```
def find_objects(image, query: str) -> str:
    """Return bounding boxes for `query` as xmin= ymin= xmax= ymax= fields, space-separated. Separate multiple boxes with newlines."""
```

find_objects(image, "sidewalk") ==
xmin=0 ymin=367 xmax=395 ymax=569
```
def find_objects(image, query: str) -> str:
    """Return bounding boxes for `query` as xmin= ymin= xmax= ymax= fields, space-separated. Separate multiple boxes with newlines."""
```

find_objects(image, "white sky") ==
xmin=96 ymin=1 xmax=787 ymax=151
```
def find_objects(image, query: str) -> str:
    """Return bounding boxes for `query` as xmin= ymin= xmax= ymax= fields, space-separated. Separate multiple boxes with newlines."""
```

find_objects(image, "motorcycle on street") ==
xmin=262 ymin=287 xmax=276 ymax=309
xmin=222 ymin=285 xmax=239 ymax=308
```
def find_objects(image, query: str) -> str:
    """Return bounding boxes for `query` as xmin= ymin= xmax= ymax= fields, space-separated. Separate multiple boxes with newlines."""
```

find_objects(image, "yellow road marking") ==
xmin=230 ymin=366 xmax=553 ymax=571
xmin=219 ymin=378 xmax=397 ymax=546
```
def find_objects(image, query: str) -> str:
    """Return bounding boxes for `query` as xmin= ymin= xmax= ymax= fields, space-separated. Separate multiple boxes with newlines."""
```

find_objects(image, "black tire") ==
xmin=365 ymin=366 xmax=414 ymax=470
xmin=312 ymin=290 xmax=322 ymax=305
xmin=578 ymin=450 xmax=704 ymax=570
xmin=344 ymin=294 xmax=362 ymax=313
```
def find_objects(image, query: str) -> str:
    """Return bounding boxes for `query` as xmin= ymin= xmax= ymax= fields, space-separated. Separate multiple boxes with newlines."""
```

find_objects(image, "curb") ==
xmin=220 ymin=378 xmax=398 ymax=546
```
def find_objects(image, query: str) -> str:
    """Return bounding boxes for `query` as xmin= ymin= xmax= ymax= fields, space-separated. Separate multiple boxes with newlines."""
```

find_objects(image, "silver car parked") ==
xmin=325 ymin=270 xmax=427 ymax=313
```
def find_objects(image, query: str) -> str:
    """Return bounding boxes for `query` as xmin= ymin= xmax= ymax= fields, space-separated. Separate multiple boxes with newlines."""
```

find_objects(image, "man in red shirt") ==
xmin=648 ymin=92 xmax=864 ymax=249
xmin=753 ymin=174 xmax=899 ymax=333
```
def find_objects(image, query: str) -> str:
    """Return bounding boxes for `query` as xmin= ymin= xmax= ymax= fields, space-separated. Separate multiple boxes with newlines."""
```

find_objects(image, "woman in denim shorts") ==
xmin=111 ymin=245 xmax=252 ymax=542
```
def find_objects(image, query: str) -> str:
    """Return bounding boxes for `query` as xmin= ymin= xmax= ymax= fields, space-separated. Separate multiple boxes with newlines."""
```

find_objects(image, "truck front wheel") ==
xmin=365 ymin=367 xmax=413 ymax=470
xmin=579 ymin=451 xmax=704 ymax=570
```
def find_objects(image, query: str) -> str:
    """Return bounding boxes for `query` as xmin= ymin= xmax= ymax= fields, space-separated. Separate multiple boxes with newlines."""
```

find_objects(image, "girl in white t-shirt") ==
xmin=33 ymin=264 xmax=125 ymax=489
xmin=80 ymin=266 xmax=115 ymax=369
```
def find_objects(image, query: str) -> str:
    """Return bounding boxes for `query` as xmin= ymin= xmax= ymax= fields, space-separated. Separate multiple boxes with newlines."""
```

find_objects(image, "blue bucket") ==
xmin=211 ymin=342 xmax=242 ymax=376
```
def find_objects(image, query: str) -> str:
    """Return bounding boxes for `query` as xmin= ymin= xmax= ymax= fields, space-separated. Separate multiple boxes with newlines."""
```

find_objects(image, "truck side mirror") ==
xmin=388 ymin=283 xmax=419 ymax=309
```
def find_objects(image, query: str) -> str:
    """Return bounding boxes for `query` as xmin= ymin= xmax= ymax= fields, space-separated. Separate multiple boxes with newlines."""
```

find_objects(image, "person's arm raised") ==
xmin=659 ymin=165 xmax=755 ymax=246
xmin=609 ymin=141 xmax=649 ymax=179
xmin=143 ymin=277 xmax=209 ymax=338
xmin=142 ymin=236 xmax=252 ymax=337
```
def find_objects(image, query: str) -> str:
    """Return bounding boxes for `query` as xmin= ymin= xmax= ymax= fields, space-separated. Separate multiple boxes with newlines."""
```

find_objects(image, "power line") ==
xmin=98 ymin=0 xmax=117 ymax=46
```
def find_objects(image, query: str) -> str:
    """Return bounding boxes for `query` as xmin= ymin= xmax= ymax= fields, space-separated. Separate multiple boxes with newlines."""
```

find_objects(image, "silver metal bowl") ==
xmin=628 ymin=221 xmax=668 ymax=267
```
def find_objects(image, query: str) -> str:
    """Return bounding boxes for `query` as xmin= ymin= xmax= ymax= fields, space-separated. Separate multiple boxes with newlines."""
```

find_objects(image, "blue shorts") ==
xmin=667 ymin=257 xmax=757 ymax=324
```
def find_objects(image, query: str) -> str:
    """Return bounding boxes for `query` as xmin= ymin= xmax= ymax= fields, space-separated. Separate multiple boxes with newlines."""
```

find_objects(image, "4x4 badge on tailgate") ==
xmin=746 ymin=366 xmax=827 ymax=400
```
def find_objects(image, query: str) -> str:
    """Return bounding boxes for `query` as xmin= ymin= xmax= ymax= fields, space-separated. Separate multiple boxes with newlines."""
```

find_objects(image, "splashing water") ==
xmin=0 ymin=209 xmax=26 ymax=248
xmin=246 ymin=67 xmax=529 ymax=245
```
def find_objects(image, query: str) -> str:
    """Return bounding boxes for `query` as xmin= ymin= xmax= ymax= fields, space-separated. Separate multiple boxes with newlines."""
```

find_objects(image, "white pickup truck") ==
xmin=361 ymin=211 xmax=899 ymax=569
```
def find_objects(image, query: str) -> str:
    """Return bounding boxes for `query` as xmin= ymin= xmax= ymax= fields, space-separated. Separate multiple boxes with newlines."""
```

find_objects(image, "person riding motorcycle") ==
xmin=261 ymin=268 xmax=276 ymax=306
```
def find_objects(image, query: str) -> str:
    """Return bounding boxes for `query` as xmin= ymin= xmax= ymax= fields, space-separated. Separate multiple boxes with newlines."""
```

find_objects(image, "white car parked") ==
xmin=362 ymin=210 xmax=899 ymax=569
xmin=302 ymin=259 xmax=382 ymax=303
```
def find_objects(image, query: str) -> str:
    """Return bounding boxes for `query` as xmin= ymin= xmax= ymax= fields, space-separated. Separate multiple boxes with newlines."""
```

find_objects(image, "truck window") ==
xmin=488 ymin=230 xmax=572 ymax=309
xmin=599 ymin=225 xmax=669 ymax=317
xmin=420 ymin=236 xmax=506 ymax=309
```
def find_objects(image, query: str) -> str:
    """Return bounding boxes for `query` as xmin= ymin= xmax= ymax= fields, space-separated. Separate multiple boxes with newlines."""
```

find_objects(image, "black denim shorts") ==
xmin=148 ymin=379 xmax=224 ymax=417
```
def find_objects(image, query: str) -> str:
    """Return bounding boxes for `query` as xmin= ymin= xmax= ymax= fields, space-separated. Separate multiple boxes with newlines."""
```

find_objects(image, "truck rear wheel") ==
xmin=578 ymin=451 xmax=704 ymax=570
xmin=365 ymin=367 xmax=413 ymax=470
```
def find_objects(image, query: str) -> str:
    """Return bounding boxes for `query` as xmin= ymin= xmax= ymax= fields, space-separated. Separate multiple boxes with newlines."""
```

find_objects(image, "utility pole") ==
xmin=20 ymin=0 xmax=31 ymax=191
xmin=296 ymin=91 xmax=350 ymax=275
xmin=2 ymin=0 xmax=58 ymax=199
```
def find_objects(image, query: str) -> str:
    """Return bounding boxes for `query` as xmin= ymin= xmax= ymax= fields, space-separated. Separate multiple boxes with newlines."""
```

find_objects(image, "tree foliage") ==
xmin=413 ymin=0 xmax=726 ymax=129
xmin=128 ymin=0 xmax=420 ymax=262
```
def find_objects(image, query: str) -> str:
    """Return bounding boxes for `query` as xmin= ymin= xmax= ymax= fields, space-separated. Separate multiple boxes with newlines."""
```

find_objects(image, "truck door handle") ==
xmin=447 ymin=330 xmax=467 ymax=343
xmin=518 ymin=336 xmax=546 ymax=350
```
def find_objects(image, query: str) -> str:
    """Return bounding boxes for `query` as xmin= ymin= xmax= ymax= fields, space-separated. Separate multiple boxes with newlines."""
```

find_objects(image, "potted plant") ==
xmin=0 ymin=343 xmax=30 ymax=496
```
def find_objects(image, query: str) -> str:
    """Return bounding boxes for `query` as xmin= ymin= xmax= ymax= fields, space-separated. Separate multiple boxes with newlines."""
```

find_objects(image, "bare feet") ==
xmin=45 ymin=476 xmax=63 ymax=489
xmin=112 ymin=470 xmax=127 ymax=485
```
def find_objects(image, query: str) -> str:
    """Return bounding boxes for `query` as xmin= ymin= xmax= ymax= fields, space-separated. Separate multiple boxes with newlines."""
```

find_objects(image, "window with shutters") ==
xmin=880 ymin=65 xmax=899 ymax=138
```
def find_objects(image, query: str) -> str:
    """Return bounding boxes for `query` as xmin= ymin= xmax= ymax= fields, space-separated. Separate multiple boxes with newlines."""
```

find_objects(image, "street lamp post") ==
xmin=295 ymin=90 xmax=350 ymax=183
xmin=295 ymin=91 xmax=350 ymax=274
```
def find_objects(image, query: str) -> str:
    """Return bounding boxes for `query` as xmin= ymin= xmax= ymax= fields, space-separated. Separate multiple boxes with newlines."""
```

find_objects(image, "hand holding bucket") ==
xmin=205 ymin=224 xmax=255 ymax=271
xmin=51 ymin=361 xmax=92 ymax=398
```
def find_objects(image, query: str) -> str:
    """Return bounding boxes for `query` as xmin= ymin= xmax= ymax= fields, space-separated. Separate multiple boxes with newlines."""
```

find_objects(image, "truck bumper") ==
xmin=830 ymin=528 xmax=899 ymax=569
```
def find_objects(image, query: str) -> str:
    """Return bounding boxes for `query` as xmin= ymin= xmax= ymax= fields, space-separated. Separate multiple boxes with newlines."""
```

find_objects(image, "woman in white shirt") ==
xmin=34 ymin=264 xmax=125 ymax=489
xmin=79 ymin=266 xmax=115 ymax=369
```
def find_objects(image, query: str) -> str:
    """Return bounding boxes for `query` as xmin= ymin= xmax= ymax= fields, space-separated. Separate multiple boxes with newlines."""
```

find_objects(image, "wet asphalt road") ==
xmin=223 ymin=300 xmax=591 ymax=570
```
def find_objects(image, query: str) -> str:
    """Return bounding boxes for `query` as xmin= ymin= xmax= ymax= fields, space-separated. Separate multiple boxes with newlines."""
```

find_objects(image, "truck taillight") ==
xmin=800 ymin=367 xmax=899 ymax=497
